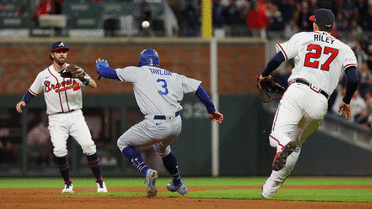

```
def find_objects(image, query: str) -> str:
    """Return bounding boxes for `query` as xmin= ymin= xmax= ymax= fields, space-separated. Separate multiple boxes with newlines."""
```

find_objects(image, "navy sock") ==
xmin=162 ymin=151 xmax=181 ymax=186
xmin=122 ymin=146 xmax=149 ymax=176
xmin=87 ymin=152 xmax=103 ymax=182
xmin=54 ymin=156 xmax=71 ymax=183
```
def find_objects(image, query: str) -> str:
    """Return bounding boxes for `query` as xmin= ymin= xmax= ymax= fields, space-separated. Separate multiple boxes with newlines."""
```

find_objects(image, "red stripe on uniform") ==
xmin=48 ymin=67 xmax=64 ymax=112
xmin=277 ymin=44 xmax=288 ymax=60
xmin=28 ymin=88 xmax=37 ymax=95
xmin=269 ymin=134 xmax=284 ymax=149
xmin=344 ymin=64 xmax=356 ymax=69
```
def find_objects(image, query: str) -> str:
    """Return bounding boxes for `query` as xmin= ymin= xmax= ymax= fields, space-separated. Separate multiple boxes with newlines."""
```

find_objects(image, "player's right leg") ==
xmin=117 ymin=120 xmax=159 ymax=197
xmin=48 ymin=114 xmax=73 ymax=193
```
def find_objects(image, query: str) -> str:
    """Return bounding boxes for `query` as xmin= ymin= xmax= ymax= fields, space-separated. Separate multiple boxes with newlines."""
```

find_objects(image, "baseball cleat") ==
xmin=146 ymin=169 xmax=158 ymax=197
xmin=61 ymin=182 xmax=74 ymax=193
xmin=167 ymin=181 xmax=188 ymax=195
xmin=96 ymin=181 xmax=108 ymax=193
xmin=272 ymin=141 xmax=296 ymax=171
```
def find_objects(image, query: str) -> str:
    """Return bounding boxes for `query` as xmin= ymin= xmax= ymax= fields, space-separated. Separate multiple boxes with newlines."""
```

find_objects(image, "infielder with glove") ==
xmin=16 ymin=41 xmax=108 ymax=193
xmin=257 ymin=9 xmax=359 ymax=198
xmin=96 ymin=49 xmax=223 ymax=197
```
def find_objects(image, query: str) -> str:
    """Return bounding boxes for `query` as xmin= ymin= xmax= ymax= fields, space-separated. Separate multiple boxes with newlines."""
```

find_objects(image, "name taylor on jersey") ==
xmin=148 ymin=67 xmax=172 ymax=76
xmin=314 ymin=33 xmax=334 ymax=44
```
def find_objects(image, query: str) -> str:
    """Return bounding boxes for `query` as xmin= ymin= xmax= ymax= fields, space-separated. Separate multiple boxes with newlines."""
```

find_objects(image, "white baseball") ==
xmin=142 ymin=21 xmax=150 ymax=28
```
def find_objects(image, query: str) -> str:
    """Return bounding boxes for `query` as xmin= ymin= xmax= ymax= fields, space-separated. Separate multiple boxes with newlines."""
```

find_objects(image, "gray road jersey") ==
xmin=116 ymin=66 xmax=201 ymax=115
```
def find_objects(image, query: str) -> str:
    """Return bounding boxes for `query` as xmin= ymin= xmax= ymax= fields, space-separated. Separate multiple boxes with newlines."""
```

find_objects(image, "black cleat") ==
xmin=272 ymin=141 xmax=296 ymax=171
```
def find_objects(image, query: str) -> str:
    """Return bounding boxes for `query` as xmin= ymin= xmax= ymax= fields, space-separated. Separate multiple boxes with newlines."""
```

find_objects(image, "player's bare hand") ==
xmin=338 ymin=101 xmax=352 ymax=120
xmin=209 ymin=111 xmax=223 ymax=124
xmin=16 ymin=101 xmax=26 ymax=113
xmin=96 ymin=58 xmax=108 ymax=64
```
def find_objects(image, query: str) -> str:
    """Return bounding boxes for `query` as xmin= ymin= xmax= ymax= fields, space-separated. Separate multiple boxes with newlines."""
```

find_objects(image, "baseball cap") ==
xmin=51 ymin=41 xmax=69 ymax=53
xmin=309 ymin=8 xmax=335 ymax=29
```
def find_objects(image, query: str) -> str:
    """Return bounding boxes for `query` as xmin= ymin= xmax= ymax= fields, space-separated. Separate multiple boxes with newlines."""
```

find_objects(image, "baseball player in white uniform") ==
xmin=257 ymin=9 xmax=359 ymax=198
xmin=95 ymin=48 xmax=223 ymax=197
xmin=16 ymin=41 xmax=108 ymax=193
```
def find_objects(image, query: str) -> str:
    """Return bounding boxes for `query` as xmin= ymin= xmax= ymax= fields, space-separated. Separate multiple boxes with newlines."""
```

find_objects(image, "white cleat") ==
xmin=97 ymin=181 xmax=108 ymax=193
xmin=62 ymin=183 xmax=74 ymax=193
xmin=167 ymin=182 xmax=188 ymax=195
xmin=146 ymin=169 xmax=158 ymax=197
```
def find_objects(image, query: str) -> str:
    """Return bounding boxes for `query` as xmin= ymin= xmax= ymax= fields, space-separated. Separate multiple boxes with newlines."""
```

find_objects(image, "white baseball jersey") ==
xmin=115 ymin=66 xmax=201 ymax=115
xmin=29 ymin=63 xmax=90 ymax=115
xmin=276 ymin=31 xmax=357 ymax=95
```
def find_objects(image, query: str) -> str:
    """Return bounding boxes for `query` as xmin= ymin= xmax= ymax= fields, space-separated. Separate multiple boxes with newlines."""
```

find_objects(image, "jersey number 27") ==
xmin=304 ymin=44 xmax=339 ymax=71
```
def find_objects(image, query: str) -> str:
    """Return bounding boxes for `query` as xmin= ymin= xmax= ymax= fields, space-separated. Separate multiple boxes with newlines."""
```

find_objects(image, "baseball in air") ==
xmin=142 ymin=21 xmax=150 ymax=28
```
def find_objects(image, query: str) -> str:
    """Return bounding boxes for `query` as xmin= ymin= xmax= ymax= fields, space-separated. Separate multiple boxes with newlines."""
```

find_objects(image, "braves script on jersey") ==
xmin=28 ymin=63 xmax=89 ymax=114
xmin=115 ymin=66 xmax=201 ymax=115
xmin=276 ymin=31 xmax=357 ymax=95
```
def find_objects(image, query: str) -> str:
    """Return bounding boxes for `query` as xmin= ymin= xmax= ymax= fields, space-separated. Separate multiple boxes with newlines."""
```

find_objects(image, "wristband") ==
xmin=81 ymin=77 xmax=89 ymax=86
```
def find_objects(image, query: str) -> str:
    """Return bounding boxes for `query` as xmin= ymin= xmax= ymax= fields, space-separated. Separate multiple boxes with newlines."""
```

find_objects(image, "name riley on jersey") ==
xmin=314 ymin=33 xmax=334 ymax=44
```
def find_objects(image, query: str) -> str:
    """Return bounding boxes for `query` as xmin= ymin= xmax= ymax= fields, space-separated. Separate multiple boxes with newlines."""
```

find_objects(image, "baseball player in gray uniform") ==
xmin=95 ymin=48 xmax=223 ymax=197
xmin=16 ymin=41 xmax=108 ymax=193
xmin=257 ymin=9 xmax=359 ymax=198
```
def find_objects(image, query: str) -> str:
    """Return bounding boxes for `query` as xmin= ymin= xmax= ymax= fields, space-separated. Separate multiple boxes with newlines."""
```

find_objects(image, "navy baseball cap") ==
xmin=51 ymin=41 xmax=69 ymax=52
xmin=309 ymin=8 xmax=335 ymax=29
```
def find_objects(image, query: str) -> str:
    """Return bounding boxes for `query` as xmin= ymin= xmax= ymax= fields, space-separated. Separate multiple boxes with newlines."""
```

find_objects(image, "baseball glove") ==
xmin=256 ymin=74 xmax=286 ymax=103
xmin=60 ymin=64 xmax=85 ymax=79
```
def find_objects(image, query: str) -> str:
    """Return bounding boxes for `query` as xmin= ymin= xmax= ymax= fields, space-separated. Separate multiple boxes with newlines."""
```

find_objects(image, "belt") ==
xmin=154 ymin=112 xmax=180 ymax=120
xmin=291 ymin=79 xmax=329 ymax=99
xmin=56 ymin=109 xmax=78 ymax=114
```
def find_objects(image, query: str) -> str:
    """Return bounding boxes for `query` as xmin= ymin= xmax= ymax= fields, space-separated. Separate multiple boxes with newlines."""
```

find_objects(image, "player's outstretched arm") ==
xmin=96 ymin=58 xmax=119 ymax=79
xmin=209 ymin=111 xmax=223 ymax=124
xmin=338 ymin=101 xmax=352 ymax=120
xmin=16 ymin=101 xmax=26 ymax=113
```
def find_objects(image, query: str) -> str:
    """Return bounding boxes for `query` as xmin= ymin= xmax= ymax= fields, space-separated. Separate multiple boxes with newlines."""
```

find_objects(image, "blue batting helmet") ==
xmin=138 ymin=48 xmax=160 ymax=67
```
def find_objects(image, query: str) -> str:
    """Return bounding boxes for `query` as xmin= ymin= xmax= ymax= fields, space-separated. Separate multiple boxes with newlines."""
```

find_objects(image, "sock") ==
xmin=54 ymin=156 xmax=71 ymax=183
xmin=87 ymin=152 xmax=103 ymax=184
xmin=122 ymin=146 xmax=149 ymax=176
xmin=162 ymin=151 xmax=181 ymax=187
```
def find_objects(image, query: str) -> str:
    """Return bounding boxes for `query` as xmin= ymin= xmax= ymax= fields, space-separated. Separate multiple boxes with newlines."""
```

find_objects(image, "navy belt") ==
xmin=154 ymin=112 xmax=180 ymax=120
xmin=57 ymin=109 xmax=78 ymax=114
xmin=293 ymin=79 xmax=329 ymax=99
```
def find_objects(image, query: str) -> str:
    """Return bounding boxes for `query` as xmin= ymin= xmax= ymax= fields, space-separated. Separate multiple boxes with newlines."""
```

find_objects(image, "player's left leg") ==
xmin=69 ymin=111 xmax=107 ymax=192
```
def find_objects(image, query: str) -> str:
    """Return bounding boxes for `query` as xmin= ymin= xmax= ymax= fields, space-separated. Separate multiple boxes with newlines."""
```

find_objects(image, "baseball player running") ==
xmin=257 ymin=9 xmax=359 ymax=198
xmin=16 ymin=41 xmax=108 ymax=193
xmin=95 ymin=48 xmax=223 ymax=197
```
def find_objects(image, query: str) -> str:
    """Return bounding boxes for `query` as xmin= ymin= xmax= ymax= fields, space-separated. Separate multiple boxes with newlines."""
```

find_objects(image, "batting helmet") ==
xmin=138 ymin=48 xmax=160 ymax=67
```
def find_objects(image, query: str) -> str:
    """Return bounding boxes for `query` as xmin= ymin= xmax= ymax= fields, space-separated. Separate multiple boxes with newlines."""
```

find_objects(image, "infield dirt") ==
xmin=1 ymin=186 xmax=371 ymax=209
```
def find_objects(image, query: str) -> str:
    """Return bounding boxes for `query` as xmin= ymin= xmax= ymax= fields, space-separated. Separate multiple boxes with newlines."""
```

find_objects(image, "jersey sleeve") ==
xmin=28 ymin=73 xmax=44 ymax=95
xmin=275 ymin=32 xmax=303 ymax=60
xmin=180 ymin=75 xmax=202 ymax=93
xmin=342 ymin=46 xmax=358 ymax=71
xmin=116 ymin=66 xmax=138 ymax=83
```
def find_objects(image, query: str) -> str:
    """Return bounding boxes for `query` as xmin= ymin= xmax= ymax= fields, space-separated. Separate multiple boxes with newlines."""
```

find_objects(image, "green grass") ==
xmin=1 ymin=177 xmax=372 ymax=202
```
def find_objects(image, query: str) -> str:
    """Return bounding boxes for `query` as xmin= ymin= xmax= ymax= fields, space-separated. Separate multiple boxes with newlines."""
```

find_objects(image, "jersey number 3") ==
xmin=304 ymin=44 xmax=339 ymax=71
xmin=157 ymin=78 xmax=169 ymax=95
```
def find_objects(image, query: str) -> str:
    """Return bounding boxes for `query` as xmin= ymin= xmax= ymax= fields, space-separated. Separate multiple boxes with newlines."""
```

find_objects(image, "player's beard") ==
xmin=55 ymin=56 xmax=66 ymax=66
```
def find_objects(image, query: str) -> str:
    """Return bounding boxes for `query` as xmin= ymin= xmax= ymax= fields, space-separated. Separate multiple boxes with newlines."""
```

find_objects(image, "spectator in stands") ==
xmin=275 ymin=0 xmax=296 ymax=25
xmin=246 ymin=1 xmax=268 ymax=38
xmin=183 ymin=1 xmax=201 ymax=37
xmin=27 ymin=112 xmax=51 ymax=148
xmin=213 ymin=0 xmax=225 ymax=28
xmin=366 ymin=42 xmax=372 ymax=71
xmin=100 ymin=151 xmax=118 ymax=166
xmin=350 ymin=19 xmax=364 ymax=41
xmin=358 ymin=62 xmax=372 ymax=99
xmin=37 ymin=150 xmax=54 ymax=166
xmin=266 ymin=2 xmax=284 ymax=39
xmin=223 ymin=0 xmax=242 ymax=25
xmin=3 ymin=141 xmax=16 ymax=164
xmin=34 ymin=0 xmax=56 ymax=27
xmin=54 ymin=0 xmax=64 ymax=14
xmin=296 ymin=1 xmax=312 ymax=32
xmin=337 ymin=20 xmax=351 ymax=41
xmin=138 ymin=1 xmax=155 ymax=37
xmin=283 ymin=18 xmax=299 ymax=39
xmin=169 ymin=0 xmax=188 ymax=36
xmin=361 ymin=4 xmax=372 ymax=32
